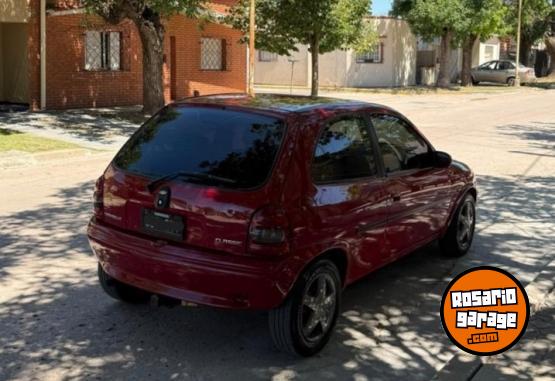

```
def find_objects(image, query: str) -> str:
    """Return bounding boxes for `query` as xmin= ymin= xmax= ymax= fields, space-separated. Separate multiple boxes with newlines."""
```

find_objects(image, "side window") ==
xmin=371 ymin=114 xmax=430 ymax=173
xmin=480 ymin=61 xmax=496 ymax=70
xmin=312 ymin=117 xmax=377 ymax=183
xmin=498 ymin=61 xmax=512 ymax=70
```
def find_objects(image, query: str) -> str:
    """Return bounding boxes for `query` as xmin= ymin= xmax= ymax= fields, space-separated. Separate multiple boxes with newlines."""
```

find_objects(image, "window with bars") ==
xmin=85 ymin=31 xmax=121 ymax=71
xmin=258 ymin=50 xmax=278 ymax=62
xmin=201 ymin=38 xmax=227 ymax=71
xmin=356 ymin=43 xmax=384 ymax=64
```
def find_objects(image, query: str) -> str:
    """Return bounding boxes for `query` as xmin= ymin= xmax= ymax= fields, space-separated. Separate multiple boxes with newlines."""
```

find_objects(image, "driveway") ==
xmin=0 ymin=88 xmax=553 ymax=381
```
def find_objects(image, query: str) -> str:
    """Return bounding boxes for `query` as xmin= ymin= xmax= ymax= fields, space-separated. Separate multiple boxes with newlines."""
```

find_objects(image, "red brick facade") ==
xmin=29 ymin=1 xmax=246 ymax=110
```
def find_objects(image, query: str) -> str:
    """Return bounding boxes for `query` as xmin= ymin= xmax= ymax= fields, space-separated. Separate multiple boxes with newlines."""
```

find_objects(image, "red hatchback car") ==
xmin=88 ymin=94 xmax=476 ymax=356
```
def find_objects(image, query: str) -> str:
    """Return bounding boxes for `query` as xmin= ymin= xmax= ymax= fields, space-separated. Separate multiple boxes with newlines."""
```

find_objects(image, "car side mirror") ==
xmin=433 ymin=151 xmax=452 ymax=168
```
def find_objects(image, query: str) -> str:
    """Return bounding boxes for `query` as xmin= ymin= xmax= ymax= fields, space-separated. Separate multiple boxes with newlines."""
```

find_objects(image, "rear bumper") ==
xmin=87 ymin=218 xmax=300 ymax=310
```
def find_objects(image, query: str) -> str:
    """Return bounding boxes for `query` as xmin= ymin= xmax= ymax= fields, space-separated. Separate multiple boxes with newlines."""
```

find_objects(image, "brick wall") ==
xmin=45 ymin=14 xmax=143 ymax=109
xmin=40 ymin=4 xmax=246 ymax=110
xmin=164 ymin=15 xmax=247 ymax=101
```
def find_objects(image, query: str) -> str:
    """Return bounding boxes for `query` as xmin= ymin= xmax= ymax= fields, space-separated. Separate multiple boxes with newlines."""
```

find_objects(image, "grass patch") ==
xmin=0 ymin=128 xmax=82 ymax=153
xmin=525 ymin=77 xmax=555 ymax=89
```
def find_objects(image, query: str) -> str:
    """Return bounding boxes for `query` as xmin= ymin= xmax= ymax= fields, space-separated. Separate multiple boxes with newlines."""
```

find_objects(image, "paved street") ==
xmin=1 ymin=87 xmax=554 ymax=381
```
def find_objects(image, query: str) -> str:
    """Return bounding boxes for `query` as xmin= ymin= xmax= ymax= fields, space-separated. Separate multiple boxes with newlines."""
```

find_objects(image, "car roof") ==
xmin=175 ymin=93 xmax=393 ymax=116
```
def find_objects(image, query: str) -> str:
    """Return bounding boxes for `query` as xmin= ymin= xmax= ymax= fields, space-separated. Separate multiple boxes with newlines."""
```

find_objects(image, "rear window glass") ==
xmin=114 ymin=106 xmax=286 ymax=189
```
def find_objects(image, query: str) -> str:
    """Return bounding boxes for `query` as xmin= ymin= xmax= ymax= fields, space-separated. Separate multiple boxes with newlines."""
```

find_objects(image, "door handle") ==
xmin=392 ymin=194 xmax=401 ymax=202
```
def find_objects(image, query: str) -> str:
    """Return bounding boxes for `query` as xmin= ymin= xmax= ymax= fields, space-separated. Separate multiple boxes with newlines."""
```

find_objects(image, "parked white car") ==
xmin=471 ymin=60 xmax=536 ymax=86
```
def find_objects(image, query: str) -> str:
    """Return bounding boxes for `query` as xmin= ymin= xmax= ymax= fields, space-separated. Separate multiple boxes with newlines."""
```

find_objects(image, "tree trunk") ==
xmin=136 ymin=19 xmax=166 ymax=114
xmin=437 ymin=30 xmax=453 ymax=88
xmin=310 ymin=35 xmax=320 ymax=98
xmin=545 ymin=35 xmax=555 ymax=77
xmin=461 ymin=35 xmax=478 ymax=87
xmin=519 ymin=39 xmax=532 ymax=67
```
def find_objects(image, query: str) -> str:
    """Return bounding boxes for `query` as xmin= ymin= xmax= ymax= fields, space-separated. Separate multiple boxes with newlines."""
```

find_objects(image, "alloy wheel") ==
xmin=299 ymin=273 xmax=337 ymax=343
xmin=457 ymin=201 xmax=475 ymax=251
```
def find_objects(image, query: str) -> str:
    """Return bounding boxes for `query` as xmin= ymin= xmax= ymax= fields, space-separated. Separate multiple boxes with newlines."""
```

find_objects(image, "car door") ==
xmin=369 ymin=113 xmax=454 ymax=258
xmin=308 ymin=115 xmax=390 ymax=274
xmin=477 ymin=61 xmax=498 ymax=82
xmin=493 ymin=61 xmax=512 ymax=83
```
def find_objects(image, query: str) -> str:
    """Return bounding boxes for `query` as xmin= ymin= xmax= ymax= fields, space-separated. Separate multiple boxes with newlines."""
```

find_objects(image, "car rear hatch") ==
xmin=98 ymin=105 xmax=289 ymax=256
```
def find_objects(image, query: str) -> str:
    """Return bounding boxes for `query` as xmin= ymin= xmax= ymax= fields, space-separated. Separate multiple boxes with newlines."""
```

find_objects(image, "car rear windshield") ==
xmin=114 ymin=106 xmax=286 ymax=189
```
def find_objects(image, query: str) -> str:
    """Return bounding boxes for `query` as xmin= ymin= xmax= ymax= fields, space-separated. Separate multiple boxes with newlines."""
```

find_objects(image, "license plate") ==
xmin=142 ymin=209 xmax=184 ymax=241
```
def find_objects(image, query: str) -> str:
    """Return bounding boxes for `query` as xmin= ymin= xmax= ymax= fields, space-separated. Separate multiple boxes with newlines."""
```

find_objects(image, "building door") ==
xmin=0 ymin=23 xmax=29 ymax=104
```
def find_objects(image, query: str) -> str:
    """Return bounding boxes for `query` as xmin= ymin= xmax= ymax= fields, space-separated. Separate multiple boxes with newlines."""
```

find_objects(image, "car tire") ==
xmin=507 ymin=77 xmax=516 ymax=87
xmin=269 ymin=259 xmax=341 ymax=357
xmin=471 ymin=78 xmax=479 ymax=86
xmin=98 ymin=263 xmax=151 ymax=304
xmin=440 ymin=194 xmax=476 ymax=257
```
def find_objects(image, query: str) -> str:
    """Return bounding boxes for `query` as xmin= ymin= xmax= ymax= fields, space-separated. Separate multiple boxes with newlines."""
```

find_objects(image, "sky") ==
xmin=372 ymin=0 xmax=393 ymax=16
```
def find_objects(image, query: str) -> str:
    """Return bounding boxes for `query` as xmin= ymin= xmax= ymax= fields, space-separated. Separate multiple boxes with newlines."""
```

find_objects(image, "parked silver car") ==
xmin=471 ymin=60 xmax=536 ymax=86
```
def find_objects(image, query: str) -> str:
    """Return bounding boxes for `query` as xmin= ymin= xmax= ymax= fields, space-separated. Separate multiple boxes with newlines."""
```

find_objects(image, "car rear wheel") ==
xmin=507 ymin=77 xmax=516 ymax=86
xmin=471 ymin=77 xmax=479 ymax=86
xmin=98 ymin=264 xmax=151 ymax=304
xmin=440 ymin=194 xmax=476 ymax=257
xmin=269 ymin=259 xmax=341 ymax=357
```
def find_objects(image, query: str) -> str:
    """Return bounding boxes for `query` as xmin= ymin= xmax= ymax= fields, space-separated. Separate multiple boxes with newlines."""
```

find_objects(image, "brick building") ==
xmin=0 ymin=0 xmax=247 ymax=111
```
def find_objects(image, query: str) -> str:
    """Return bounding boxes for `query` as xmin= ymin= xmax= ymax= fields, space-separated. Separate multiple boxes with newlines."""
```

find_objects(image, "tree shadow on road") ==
xmin=497 ymin=122 xmax=555 ymax=157
xmin=0 ymin=107 xmax=146 ymax=146
xmin=0 ymin=171 xmax=553 ymax=380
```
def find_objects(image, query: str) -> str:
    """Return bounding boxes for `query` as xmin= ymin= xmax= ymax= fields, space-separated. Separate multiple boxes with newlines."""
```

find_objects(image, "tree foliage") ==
xmin=227 ymin=0 xmax=377 ymax=96
xmin=394 ymin=0 xmax=507 ymax=86
xmin=394 ymin=0 xmax=466 ymax=41
xmin=84 ymin=0 xmax=207 ymax=23
xmin=505 ymin=0 xmax=554 ymax=66
xmin=505 ymin=0 xmax=552 ymax=44
xmin=458 ymin=0 xmax=507 ymax=85
xmin=457 ymin=0 xmax=507 ymax=43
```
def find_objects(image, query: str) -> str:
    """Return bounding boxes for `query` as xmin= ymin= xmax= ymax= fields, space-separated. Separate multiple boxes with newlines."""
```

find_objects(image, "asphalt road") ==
xmin=1 ymin=87 xmax=554 ymax=381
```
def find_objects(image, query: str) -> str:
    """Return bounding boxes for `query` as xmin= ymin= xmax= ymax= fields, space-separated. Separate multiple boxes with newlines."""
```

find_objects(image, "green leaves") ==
xmin=404 ymin=0 xmax=466 ymax=40
xmin=505 ymin=0 xmax=553 ymax=43
xmin=83 ymin=0 xmax=208 ymax=23
xmin=395 ymin=0 xmax=507 ymax=43
xmin=227 ymin=0 xmax=376 ymax=56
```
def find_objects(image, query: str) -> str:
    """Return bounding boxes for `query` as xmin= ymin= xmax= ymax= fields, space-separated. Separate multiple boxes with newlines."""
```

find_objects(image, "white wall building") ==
xmin=255 ymin=17 xmax=417 ymax=89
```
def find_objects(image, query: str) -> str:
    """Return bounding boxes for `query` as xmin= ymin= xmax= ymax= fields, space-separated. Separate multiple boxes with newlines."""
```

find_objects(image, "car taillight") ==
xmin=93 ymin=175 xmax=105 ymax=219
xmin=247 ymin=205 xmax=289 ymax=256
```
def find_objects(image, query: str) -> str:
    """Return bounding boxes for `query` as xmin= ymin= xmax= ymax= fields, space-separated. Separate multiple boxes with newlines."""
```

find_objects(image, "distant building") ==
xmin=0 ymin=0 xmax=247 ymax=110
xmin=255 ymin=17 xmax=417 ymax=89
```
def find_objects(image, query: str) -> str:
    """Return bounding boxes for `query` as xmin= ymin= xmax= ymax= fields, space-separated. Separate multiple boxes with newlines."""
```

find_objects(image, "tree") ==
xmin=546 ymin=9 xmax=555 ymax=76
xmin=228 ymin=0 xmax=377 ymax=97
xmin=458 ymin=0 xmax=507 ymax=86
xmin=505 ymin=0 xmax=552 ymax=67
xmin=84 ymin=0 xmax=208 ymax=114
xmin=393 ymin=0 xmax=466 ymax=88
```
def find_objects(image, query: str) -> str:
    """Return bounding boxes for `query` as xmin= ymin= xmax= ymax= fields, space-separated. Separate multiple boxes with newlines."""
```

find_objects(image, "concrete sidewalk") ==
xmin=0 ymin=106 xmax=146 ymax=151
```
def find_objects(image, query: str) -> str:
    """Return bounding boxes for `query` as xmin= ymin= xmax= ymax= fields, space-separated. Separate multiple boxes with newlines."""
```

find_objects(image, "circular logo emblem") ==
xmin=440 ymin=266 xmax=530 ymax=356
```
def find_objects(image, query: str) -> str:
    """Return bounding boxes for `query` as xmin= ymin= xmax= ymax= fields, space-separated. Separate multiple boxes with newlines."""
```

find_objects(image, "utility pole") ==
xmin=514 ymin=0 xmax=523 ymax=86
xmin=248 ymin=0 xmax=256 ymax=96
xmin=288 ymin=57 xmax=299 ymax=95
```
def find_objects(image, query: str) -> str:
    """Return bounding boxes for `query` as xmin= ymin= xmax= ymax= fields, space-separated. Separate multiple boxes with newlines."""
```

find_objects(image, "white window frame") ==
xmin=356 ymin=42 xmax=384 ymax=64
xmin=258 ymin=50 xmax=278 ymax=62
